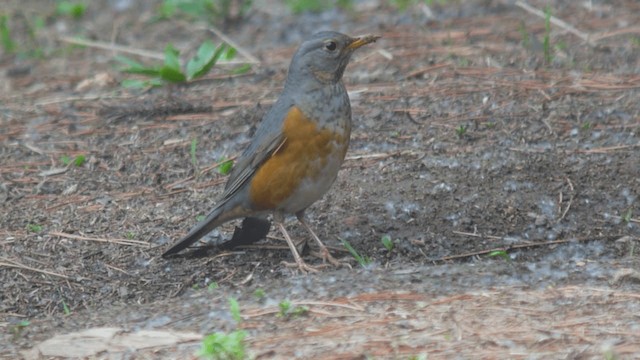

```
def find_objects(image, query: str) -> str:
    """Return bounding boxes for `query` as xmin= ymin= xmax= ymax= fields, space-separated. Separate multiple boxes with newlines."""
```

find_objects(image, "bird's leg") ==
xmin=296 ymin=212 xmax=343 ymax=267
xmin=274 ymin=214 xmax=319 ymax=274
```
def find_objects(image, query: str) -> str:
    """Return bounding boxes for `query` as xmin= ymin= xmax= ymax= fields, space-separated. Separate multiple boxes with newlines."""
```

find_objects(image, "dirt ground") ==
xmin=1 ymin=0 xmax=640 ymax=358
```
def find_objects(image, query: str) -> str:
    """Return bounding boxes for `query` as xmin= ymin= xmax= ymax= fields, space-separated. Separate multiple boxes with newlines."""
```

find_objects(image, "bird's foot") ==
xmin=281 ymin=259 xmax=321 ymax=274
xmin=312 ymin=247 xmax=352 ymax=269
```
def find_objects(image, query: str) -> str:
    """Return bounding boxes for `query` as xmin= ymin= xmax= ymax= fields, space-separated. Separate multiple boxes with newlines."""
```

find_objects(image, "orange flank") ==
xmin=249 ymin=106 xmax=345 ymax=210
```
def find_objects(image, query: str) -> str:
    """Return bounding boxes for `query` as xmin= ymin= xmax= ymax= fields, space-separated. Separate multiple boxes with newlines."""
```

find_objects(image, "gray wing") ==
xmin=220 ymin=95 xmax=294 ymax=203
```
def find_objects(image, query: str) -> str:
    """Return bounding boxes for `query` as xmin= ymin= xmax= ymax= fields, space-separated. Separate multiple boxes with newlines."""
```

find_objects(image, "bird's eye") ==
xmin=325 ymin=41 xmax=337 ymax=51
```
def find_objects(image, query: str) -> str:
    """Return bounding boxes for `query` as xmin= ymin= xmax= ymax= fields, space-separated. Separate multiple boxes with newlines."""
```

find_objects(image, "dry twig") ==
xmin=49 ymin=232 xmax=149 ymax=247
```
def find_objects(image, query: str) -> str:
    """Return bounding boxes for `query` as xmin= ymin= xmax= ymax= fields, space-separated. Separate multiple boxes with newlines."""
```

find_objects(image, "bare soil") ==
xmin=1 ymin=0 xmax=640 ymax=358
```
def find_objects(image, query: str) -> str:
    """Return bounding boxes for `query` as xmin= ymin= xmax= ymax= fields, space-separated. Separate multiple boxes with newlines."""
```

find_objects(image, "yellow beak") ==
xmin=346 ymin=34 xmax=381 ymax=51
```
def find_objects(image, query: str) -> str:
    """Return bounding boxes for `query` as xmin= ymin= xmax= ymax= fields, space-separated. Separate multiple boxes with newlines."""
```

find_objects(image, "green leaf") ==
xmin=60 ymin=155 xmax=71 ymax=165
xmin=229 ymin=297 xmax=241 ymax=323
xmin=381 ymin=235 xmax=394 ymax=251
xmin=163 ymin=44 xmax=182 ymax=71
xmin=121 ymin=79 xmax=151 ymax=88
xmin=488 ymin=250 xmax=510 ymax=261
xmin=199 ymin=330 xmax=247 ymax=360
xmin=0 ymin=15 xmax=16 ymax=53
xmin=222 ymin=46 xmax=236 ymax=60
xmin=27 ymin=224 xmax=42 ymax=233
xmin=231 ymin=64 xmax=251 ymax=75
xmin=187 ymin=42 xmax=227 ymax=80
xmin=56 ymin=1 xmax=86 ymax=19
xmin=115 ymin=55 xmax=161 ymax=76
xmin=73 ymin=154 xmax=86 ymax=167
xmin=218 ymin=159 xmax=233 ymax=175
xmin=159 ymin=65 xmax=186 ymax=82
xmin=186 ymin=40 xmax=216 ymax=79
xmin=159 ymin=44 xmax=186 ymax=82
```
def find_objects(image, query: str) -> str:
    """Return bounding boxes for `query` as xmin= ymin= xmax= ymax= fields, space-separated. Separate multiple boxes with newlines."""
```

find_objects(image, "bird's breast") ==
xmin=249 ymin=106 xmax=350 ymax=212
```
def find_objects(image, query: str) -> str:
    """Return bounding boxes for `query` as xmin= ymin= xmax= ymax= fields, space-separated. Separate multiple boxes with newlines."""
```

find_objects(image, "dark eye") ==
xmin=325 ymin=41 xmax=337 ymax=51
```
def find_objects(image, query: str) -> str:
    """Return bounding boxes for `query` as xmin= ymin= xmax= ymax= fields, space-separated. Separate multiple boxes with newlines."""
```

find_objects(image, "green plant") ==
xmin=0 ymin=15 xmax=16 ymax=53
xmin=340 ymin=238 xmax=371 ymax=267
xmin=253 ymin=288 xmax=265 ymax=299
xmin=56 ymin=1 xmax=87 ymax=19
xmin=191 ymin=139 xmax=198 ymax=169
xmin=125 ymin=231 xmax=135 ymax=239
xmin=218 ymin=158 xmax=234 ymax=175
xmin=10 ymin=320 xmax=30 ymax=339
xmin=62 ymin=299 xmax=71 ymax=315
xmin=285 ymin=0 xmax=329 ymax=13
xmin=26 ymin=224 xmax=42 ymax=233
xmin=196 ymin=214 xmax=206 ymax=222
xmin=278 ymin=300 xmax=291 ymax=316
xmin=60 ymin=154 xmax=86 ymax=167
xmin=455 ymin=124 xmax=468 ymax=138
xmin=488 ymin=250 xmax=510 ymax=261
xmin=159 ymin=0 xmax=253 ymax=24
xmin=623 ymin=209 xmax=633 ymax=224
xmin=543 ymin=5 xmax=553 ymax=64
xmin=116 ymin=40 xmax=235 ymax=88
xmin=198 ymin=330 xmax=248 ymax=360
xmin=381 ymin=235 xmax=394 ymax=251
xmin=207 ymin=282 xmax=218 ymax=292
xmin=277 ymin=300 xmax=308 ymax=318
xmin=229 ymin=297 xmax=242 ymax=323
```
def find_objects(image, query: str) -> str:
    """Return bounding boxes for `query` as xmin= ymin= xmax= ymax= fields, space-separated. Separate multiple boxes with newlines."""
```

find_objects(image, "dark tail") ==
xmin=162 ymin=205 xmax=228 ymax=257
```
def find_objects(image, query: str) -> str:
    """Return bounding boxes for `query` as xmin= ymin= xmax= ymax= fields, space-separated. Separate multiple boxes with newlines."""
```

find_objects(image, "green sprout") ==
xmin=381 ymin=235 xmax=394 ymax=251
xmin=340 ymin=238 xmax=371 ymax=267
xmin=218 ymin=158 xmax=234 ymax=175
xmin=229 ymin=297 xmax=242 ymax=323
xmin=10 ymin=320 xmax=30 ymax=339
xmin=278 ymin=300 xmax=291 ymax=316
xmin=277 ymin=300 xmax=308 ymax=318
xmin=488 ymin=250 xmax=510 ymax=261
xmin=253 ymin=288 xmax=265 ymax=300
xmin=198 ymin=330 xmax=248 ymax=360
xmin=0 ymin=15 xmax=16 ymax=53
xmin=60 ymin=154 xmax=86 ymax=167
xmin=191 ymin=139 xmax=198 ymax=169
xmin=455 ymin=124 xmax=468 ymax=138
xmin=62 ymin=299 xmax=71 ymax=315
xmin=27 ymin=224 xmax=43 ymax=233
xmin=56 ymin=1 xmax=87 ymax=19
xmin=207 ymin=282 xmax=218 ymax=292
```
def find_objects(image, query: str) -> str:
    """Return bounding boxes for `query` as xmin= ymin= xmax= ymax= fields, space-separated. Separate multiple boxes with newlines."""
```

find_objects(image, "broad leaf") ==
xmin=187 ymin=42 xmax=227 ymax=80
xmin=163 ymin=44 xmax=182 ymax=72
xmin=159 ymin=65 xmax=186 ymax=82
xmin=115 ymin=55 xmax=161 ymax=76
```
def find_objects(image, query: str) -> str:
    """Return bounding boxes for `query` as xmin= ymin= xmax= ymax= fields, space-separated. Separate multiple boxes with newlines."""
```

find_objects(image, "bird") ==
xmin=162 ymin=31 xmax=380 ymax=272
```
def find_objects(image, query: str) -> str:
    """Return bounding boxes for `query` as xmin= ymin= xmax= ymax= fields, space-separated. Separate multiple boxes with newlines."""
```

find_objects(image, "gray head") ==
xmin=285 ymin=31 xmax=380 ymax=87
